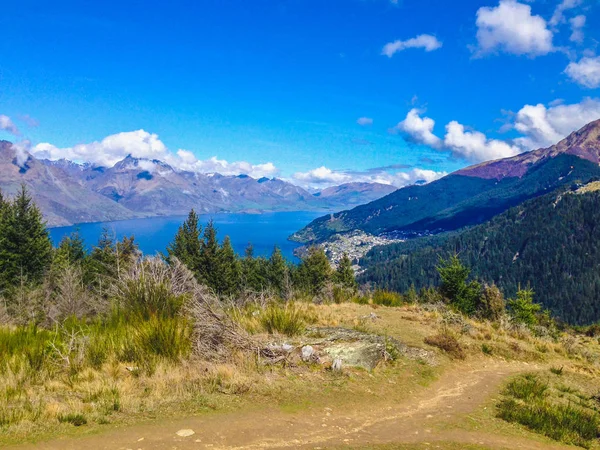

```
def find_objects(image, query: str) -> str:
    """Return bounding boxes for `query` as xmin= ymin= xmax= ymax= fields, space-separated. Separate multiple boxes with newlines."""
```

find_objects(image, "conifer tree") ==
xmin=0 ymin=185 xmax=52 ymax=289
xmin=214 ymin=236 xmax=241 ymax=296
xmin=167 ymin=209 xmax=202 ymax=275
xmin=333 ymin=253 xmax=357 ymax=289
xmin=436 ymin=255 xmax=481 ymax=315
xmin=297 ymin=246 xmax=332 ymax=295
xmin=268 ymin=246 xmax=288 ymax=295
xmin=241 ymin=243 xmax=266 ymax=291
xmin=89 ymin=227 xmax=118 ymax=278
xmin=199 ymin=220 xmax=220 ymax=290
xmin=54 ymin=229 xmax=87 ymax=268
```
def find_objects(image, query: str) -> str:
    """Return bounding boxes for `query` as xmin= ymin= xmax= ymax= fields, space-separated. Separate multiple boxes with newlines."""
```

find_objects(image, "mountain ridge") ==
xmin=0 ymin=141 xmax=397 ymax=227
xmin=291 ymin=118 xmax=600 ymax=244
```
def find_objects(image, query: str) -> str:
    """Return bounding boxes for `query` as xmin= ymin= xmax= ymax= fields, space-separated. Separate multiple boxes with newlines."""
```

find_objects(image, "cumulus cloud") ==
xmin=32 ymin=130 xmax=168 ymax=167
xmin=356 ymin=117 xmax=373 ymax=126
xmin=513 ymin=98 xmax=600 ymax=148
xmin=30 ymin=129 xmax=279 ymax=179
xmin=0 ymin=115 xmax=20 ymax=136
xmin=565 ymin=56 xmax=600 ymax=89
xmin=444 ymin=121 xmax=521 ymax=161
xmin=569 ymin=15 xmax=586 ymax=43
xmin=167 ymin=150 xmax=278 ymax=179
xmin=292 ymin=165 xmax=445 ymax=189
xmin=474 ymin=0 xmax=554 ymax=57
xmin=395 ymin=109 xmax=442 ymax=148
xmin=382 ymin=34 xmax=442 ymax=58
xmin=550 ymin=0 xmax=582 ymax=27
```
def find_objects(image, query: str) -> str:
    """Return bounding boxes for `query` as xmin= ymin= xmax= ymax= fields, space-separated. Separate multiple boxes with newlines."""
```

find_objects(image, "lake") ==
xmin=48 ymin=211 xmax=323 ymax=262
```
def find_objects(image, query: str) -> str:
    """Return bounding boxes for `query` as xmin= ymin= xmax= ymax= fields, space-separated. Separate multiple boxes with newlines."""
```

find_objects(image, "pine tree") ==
xmin=241 ymin=243 xmax=268 ymax=292
xmin=89 ymin=227 xmax=118 ymax=278
xmin=167 ymin=209 xmax=202 ymax=276
xmin=268 ymin=246 xmax=288 ymax=295
xmin=297 ymin=246 xmax=332 ymax=295
xmin=0 ymin=185 xmax=53 ymax=289
xmin=436 ymin=255 xmax=481 ymax=315
xmin=199 ymin=220 xmax=220 ymax=290
xmin=214 ymin=236 xmax=241 ymax=296
xmin=333 ymin=253 xmax=357 ymax=289
xmin=54 ymin=229 xmax=87 ymax=268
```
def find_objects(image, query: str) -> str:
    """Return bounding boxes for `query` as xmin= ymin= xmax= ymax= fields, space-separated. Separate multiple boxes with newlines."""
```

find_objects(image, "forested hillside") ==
xmin=360 ymin=183 xmax=600 ymax=325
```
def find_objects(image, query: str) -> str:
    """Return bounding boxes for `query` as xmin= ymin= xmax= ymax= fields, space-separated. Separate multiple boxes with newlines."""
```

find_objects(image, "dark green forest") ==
xmin=360 ymin=185 xmax=600 ymax=325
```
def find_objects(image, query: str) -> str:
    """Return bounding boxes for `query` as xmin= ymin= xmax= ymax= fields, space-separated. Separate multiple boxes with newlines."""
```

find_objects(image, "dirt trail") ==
xmin=15 ymin=360 xmax=568 ymax=450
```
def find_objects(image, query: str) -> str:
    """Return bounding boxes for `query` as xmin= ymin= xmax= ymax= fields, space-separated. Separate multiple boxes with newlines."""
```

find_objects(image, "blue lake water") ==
xmin=49 ymin=211 xmax=323 ymax=262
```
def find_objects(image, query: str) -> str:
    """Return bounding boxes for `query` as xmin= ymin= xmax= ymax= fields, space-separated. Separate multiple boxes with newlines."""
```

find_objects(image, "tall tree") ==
xmin=199 ymin=220 xmax=220 ymax=289
xmin=214 ymin=236 xmax=241 ymax=296
xmin=89 ymin=227 xmax=118 ymax=278
xmin=296 ymin=246 xmax=332 ymax=295
xmin=167 ymin=209 xmax=202 ymax=275
xmin=437 ymin=255 xmax=481 ymax=315
xmin=268 ymin=246 xmax=288 ymax=295
xmin=0 ymin=185 xmax=53 ymax=289
xmin=333 ymin=253 xmax=357 ymax=289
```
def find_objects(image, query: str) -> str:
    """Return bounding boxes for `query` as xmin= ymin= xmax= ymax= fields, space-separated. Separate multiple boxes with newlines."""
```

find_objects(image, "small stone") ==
xmin=301 ymin=345 xmax=315 ymax=361
xmin=282 ymin=343 xmax=293 ymax=352
xmin=331 ymin=358 xmax=343 ymax=371
xmin=176 ymin=429 xmax=195 ymax=437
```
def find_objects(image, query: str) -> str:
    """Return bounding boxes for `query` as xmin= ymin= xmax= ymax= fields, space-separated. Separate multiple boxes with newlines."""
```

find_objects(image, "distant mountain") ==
xmin=359 ymin=182 xmax=600 ymax=325
xmin=0 ymin=141 xmax=135 ymax=226
xmin=0 ymin=141 xmax=395 ymax=227
xmin=315 ymin=182 xmax=397 ymax=208
xmin=291 ymin=119 xmax=600 ymax=244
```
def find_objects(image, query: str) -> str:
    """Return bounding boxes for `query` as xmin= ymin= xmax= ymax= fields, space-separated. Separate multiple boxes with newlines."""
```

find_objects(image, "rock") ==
xmin=176 ymin=429 xmax=195 ymax=437
xmin=324 ymin=342 xmax=383 ymax=371
xmin=331 ymin=358 xmax=343 ymax=371
xmin=281 ymin=343 xmax=293 ymax=353
xmin=301 ymin=345 xmax=315 ymax=361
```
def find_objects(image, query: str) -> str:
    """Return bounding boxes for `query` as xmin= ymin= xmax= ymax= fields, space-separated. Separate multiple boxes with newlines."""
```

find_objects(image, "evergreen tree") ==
xmin=167 ymin=209 xmax=202 ymax=275
xmin=0 ymin=185 xmax=53 ymax=289
xmin=54 ymin=229 xmax=87 ymax=268
xmin=333 ymin=253 xmax=357 ymax=289
xmin=268 ymin=246 xmax=288 ymax=295
xmin=437 ymin=255 xmax=481 ymax=315
xmin=241 ymin=243 xmax=268 ymax=292
xmin=214 ymin=236 xmax=241 ymax=296
xmin=297 ymin=246 xmax=332 ymax=295
xmin=508 ymin=287 xmax=540 ymax=326
xmin=199 ymin=220 xmax=220 ymax=290
xmin=89 ymin=227 xmax=118 ymax=278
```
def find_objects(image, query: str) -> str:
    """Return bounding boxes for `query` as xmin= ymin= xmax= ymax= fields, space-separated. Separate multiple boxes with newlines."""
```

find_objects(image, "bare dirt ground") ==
xmin=13 ymin=360 xmax=570 ymax=450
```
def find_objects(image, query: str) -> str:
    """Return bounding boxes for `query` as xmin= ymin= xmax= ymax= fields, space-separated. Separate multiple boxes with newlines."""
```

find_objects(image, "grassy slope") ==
xmin=2 ymin=302 xmax=600 ymax=449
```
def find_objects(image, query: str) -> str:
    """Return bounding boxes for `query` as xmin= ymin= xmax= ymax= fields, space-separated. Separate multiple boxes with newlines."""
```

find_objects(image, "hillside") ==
xmin=292 ymin=119 xmax=600 ymax=244
xmin=360 ymin=183 xmax=600 ymax=325
xmin=0 ymin=141 xmax=395 ymax=226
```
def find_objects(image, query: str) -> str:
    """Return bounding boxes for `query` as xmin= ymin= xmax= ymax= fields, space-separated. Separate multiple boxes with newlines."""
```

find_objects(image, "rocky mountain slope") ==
xmin=0 ymin=141 xmax=396 ymax=227
xmin=292 ymin=119 xmax=600 ymax=244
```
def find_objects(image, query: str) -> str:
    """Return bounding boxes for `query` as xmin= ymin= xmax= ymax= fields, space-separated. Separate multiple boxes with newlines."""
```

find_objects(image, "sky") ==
xmin=0 ymin=0 xmax=599 ymax=189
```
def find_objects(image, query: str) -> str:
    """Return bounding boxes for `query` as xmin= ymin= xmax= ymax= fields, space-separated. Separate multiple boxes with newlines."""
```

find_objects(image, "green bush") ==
xmin=58 ymin=413 xmax=87 ymax=426
xmin=508 ymin=288 xmax=541 ymax=326
xmin=497 ymin=398 xmax=599 ymax=448
xmin=504 ymin=374 xmax=548 ymax=401
xmin=372 ymin=290 xmax=403 ymax=307
xmin=133 ymin=316 xmax=191 ymax=361
xmin=261 ymin=303 xmax=312 ymax=336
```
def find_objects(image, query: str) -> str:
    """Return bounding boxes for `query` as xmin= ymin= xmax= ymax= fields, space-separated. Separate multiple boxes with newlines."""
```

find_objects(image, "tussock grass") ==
xmin=424 ymin=327 xmax=465 ymax=359
xmin=372 ymin=290 xmax=404 ymax=307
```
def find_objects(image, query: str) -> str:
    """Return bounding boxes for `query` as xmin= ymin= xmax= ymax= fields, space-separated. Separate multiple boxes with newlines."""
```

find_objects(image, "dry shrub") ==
xmin=48 ymin=265 xmax=104 ymax=323
xmin=424 ymin=327 xmax=466 ymax=359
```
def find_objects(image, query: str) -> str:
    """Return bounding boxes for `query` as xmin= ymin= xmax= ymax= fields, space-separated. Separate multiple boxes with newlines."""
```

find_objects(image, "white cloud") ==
xmin=0 ymin=115 xmax=20 ymax=136
xmin=569 ymin=15 xmax=586 ymax=43
xmin=513 ymin=98 xmax=600 ymax=148
xmin=292 ymin=165 xmax=446 ymax=189
xmin=31 ymin=129 xmax=279 ymax=179
xmin=550 ymin=0 xmax=582 ymax=27
xmin=357 ymin=117 xmax=373 ymax=126
xmin=444 ymin=121 xmax=521 ymax=161
xmin=33 ymin=130 xmax=168 ymax=167
xmin=382 ymin=34 xmax=442 ymax=58
xmin=167 ymin=150 xmax=279 ymax=179
xmin=565 ymin=56 xmax=600 ymax=89
xmin=474 ymin=0 xmax=554 ymax=57
xmin=396 ymin=108 xmax=442 ymax=148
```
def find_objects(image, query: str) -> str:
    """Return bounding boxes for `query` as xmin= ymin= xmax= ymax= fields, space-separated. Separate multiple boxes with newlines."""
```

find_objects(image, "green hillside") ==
xmin=359 ymin=183 xmax=600 ymax=325
xmin=292 ymin=153 xmax=600 ymax=244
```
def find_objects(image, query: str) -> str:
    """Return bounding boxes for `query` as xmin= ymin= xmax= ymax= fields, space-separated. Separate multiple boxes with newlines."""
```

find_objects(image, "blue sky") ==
xmin=1 ymin=0 xmax=599 ymax=188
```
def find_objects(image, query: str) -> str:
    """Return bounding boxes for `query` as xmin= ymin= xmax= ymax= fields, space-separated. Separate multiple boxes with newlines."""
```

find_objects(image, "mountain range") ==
xmin=0 ymin=141 xmax=397 ymax=227
xmin=292 ymin=119 xmax=600 ymax=244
